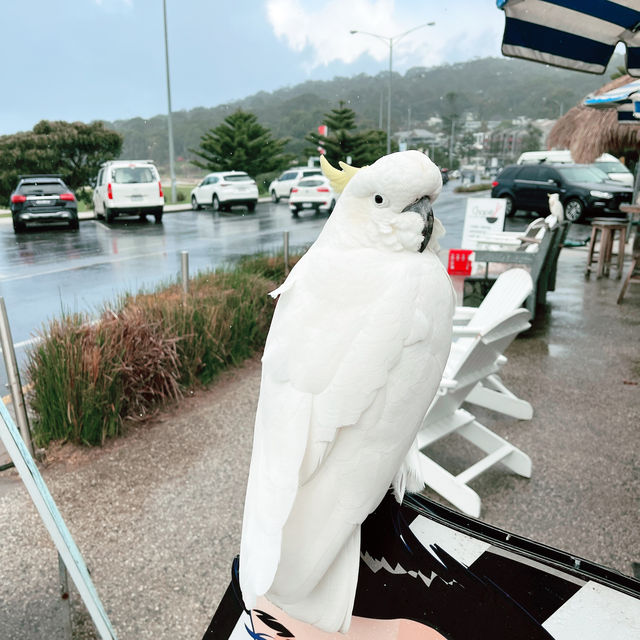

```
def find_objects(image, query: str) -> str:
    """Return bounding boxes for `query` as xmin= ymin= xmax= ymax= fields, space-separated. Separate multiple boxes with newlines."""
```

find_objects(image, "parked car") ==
xmin=491 ymin=163 xmax=633 ymax=222
xmin=9 ymin=174 xmax=79 ymax=233
xmin=190 ymin=171 xmax=258 ymax=212
xmin=269 ymin=167 xmax=323 ymax=202
xmin=93 ymin=160 xmax=164 ymax=223
xmin=517 ymin=150 xmax=634 ymax=187
xmin=289 ymin=176 xmax=336 ymax=217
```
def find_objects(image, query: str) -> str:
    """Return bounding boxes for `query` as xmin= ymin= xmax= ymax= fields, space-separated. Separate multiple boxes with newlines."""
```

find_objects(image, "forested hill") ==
xmin=108 ymin=56 xmax=615 ymax=173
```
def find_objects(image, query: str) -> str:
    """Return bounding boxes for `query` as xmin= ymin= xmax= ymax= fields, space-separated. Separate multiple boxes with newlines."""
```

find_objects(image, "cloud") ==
xmin=266 ymin=0 xmax=504 ymax=71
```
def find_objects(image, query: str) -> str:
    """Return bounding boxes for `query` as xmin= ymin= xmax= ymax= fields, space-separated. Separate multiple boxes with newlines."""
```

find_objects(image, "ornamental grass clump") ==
xmin=27 ymin=307 xmax=182 ymax=447
xmin=26 ymin=266 xmax=278 ymax=447
xmin=131 ymin=270 xmax=275 ymax=386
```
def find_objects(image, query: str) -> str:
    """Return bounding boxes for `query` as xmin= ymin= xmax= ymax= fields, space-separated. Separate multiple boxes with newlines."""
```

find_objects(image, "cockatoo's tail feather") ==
xmin=240 ymin=150 xmax=455 ymax=633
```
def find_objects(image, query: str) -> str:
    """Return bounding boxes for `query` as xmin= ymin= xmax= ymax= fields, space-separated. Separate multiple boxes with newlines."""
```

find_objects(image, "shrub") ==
xmin=26 ymin=267 xmax=279 ymax=447
xmin=27 ymin=308 xmax=181 ymax=446
xmin=453 ymin=183 xmax=493 ymax=193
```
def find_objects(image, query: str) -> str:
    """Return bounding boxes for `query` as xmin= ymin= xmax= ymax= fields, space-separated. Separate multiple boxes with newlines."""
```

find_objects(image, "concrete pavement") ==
xmin=0 ymin=244 xmax=638 ymax=639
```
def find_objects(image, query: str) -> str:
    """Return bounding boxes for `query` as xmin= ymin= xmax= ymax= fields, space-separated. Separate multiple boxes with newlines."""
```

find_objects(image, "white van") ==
xmin=93 ymin=160 xmax=164 ymax=223
xmin=516 ymin=150 xmax=633 ymax=187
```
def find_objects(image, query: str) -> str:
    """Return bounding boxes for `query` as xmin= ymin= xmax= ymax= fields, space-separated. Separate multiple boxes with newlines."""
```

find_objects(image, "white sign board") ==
xmin=461 ymin=198 xmax=507 ymax=250
xmin=0 ymin=402 xmax=118 ymax=640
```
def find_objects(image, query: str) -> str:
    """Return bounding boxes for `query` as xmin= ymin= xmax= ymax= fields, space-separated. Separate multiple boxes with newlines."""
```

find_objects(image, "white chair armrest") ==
xmin=452 ymin=326 xmax=481 ymax=337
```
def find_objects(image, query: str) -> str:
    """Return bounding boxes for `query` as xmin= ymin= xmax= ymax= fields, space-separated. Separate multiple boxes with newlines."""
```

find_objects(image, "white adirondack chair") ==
xmin=449 ymin=268 xmax=534 ymax=420
xmin=417 ymin=307 xmax=533 ymax=517
xmin=474 ymin=215 xmax=554 ymax=251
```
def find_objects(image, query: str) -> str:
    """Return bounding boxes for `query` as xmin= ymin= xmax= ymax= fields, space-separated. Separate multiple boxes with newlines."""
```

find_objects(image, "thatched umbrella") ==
xmin=548 ymin=74 xmax=640 ymax=164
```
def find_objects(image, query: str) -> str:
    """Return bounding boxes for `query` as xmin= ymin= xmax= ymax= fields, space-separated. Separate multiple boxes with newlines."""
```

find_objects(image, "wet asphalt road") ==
xmin=0 ymin=186 xmax=592 ymax=392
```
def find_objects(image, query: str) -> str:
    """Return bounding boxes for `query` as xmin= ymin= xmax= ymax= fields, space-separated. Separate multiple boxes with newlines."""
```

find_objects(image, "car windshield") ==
xmin=558 ymin=166 xmax=608 ymax=183
xmin=223 ymin=174 xmax=251 ymax=182
xmin=20 ymin=182 xmax=66 ymax=195
xmin=112 ymin=167 xmax=155 ymax=183
xmin=594 ymin=161 xmax=627 ymax=173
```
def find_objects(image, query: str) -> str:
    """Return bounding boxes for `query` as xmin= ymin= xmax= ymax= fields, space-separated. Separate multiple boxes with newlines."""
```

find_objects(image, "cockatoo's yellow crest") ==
xmin=320 ymin=155 xmax=364 ymax=194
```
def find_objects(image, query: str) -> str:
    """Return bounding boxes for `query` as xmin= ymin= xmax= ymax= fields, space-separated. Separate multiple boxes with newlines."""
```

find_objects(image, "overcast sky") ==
xmin=1 ymin=0 xmax=507 ymax=135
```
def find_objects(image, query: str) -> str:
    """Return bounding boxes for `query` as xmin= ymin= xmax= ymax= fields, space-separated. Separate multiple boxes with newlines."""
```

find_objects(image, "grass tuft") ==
xmin=26 ymin=252 xmax=304 ymax=448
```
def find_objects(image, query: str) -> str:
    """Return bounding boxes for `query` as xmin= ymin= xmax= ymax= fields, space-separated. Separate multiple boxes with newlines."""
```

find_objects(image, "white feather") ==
xmin=240 ymin=150 xmax=455 ymax=632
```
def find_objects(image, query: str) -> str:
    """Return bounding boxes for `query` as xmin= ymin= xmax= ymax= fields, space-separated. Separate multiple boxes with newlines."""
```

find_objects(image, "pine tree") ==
xmin=190 ymin=110 xmax=293 ymax=177
xmin=305 ymin=102 xmax=388 ymax=167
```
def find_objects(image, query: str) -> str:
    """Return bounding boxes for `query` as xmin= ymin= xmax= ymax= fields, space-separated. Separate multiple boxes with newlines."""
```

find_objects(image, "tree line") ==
xmin=0 ymin=121 xmax=122 ymax=205
xmin=0 ymin=104 xmax=390 ymax=204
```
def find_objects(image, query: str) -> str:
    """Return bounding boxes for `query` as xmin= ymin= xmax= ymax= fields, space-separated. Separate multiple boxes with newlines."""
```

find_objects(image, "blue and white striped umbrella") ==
xmin=584 ymin=78 xmax=640 ymax=123
xmin=498 ymin=0 xmax=640 ymax=76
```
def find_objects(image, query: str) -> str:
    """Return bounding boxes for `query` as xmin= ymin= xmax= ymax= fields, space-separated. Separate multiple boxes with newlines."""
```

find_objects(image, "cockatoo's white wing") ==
xmin=240 ymin=241 xmax=454 ymax=630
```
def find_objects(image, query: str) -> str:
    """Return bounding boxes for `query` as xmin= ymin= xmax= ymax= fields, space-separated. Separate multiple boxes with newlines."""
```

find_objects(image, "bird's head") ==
xmin=321 ymin=150 xmax=444 ymax=253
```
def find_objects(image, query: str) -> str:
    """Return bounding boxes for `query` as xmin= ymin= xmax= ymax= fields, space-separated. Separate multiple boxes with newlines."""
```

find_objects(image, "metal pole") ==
xmin=449 ymin=118 xmax=455 ymax=167
xmin=163 ymin=0 xmax=177 ymax=204
xmin=283 ymin=231 xmax=290 ymax=277
xmin=387 ymin=39 xmax=393 ymax=155
xmin=181 ymin=251 xmax=189 ymax=298
xmin=58 ymin=553 xmax=72 ymax=639
xmin=0 ymin=297 xmax=33 ymax=456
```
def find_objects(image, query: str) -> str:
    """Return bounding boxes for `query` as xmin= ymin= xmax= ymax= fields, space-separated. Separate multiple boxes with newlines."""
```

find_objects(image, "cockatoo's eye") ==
xmin=373 ymin=194 xmax=388 ymax=207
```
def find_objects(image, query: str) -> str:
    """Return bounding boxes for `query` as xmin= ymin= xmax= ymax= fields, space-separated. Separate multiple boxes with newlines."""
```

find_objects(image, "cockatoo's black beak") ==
xmin=402 ymin=196 xmax=433 ymax=253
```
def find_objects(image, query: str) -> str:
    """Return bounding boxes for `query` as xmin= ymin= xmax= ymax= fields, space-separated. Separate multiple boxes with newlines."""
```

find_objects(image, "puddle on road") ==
xmin=547 ymin=343 xmax=570 ymax=358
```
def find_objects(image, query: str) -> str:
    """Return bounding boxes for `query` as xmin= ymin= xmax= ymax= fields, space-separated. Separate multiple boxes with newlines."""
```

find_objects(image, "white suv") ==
xmin=93 ymin=160 xmax=164 ymax=223
xmin=268 ymin=167 xmax=323 ymax=202
xmin=190 ymin=171 xmax=258 ymax=212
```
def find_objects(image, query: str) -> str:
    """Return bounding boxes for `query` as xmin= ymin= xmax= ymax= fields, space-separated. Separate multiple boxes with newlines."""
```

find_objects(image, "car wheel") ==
xmin=191 ymin=195 xmax=200 ymax=210
xmin=291 ymin=207 xmax=299 ymax=218
xmin=328 ymin=199 xmax=336 ymax=213
xmin=564 ymin=198 xmax=583 ymax=223
xmin=154 ymin=211 xmax=163 ymax=224
xmin=502 ymin=194 xmax=515 ymax=217
xmin=247 ymin=201 xmax=256 ymax=212
xmin=105 ymin=205 xmax=115 ymax=223
xmin=271 ymin=190 xmax=279 ymax=203
xmin=12 ymin=219 xmax=25 ymax=234
xmin=69 ymin=217 xmax=79 ymax=231
xmin=212 ymin=194 xmax=221 ymax=211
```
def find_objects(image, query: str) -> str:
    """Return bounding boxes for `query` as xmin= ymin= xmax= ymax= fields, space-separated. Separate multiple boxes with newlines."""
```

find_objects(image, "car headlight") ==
xmin=590 ymin=190 xmax=613 ymax=199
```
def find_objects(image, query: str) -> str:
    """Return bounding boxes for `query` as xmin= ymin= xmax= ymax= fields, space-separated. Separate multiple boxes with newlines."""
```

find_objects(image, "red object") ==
xmin=447 ymin=249 xmax=474 ymax=276
xmin=107 ymin=183 xmax=113 ymax=200
xmin=11 ymin=194 xmax=26 ymax=203
xmin=158 ymin=181 xmax=164 ymax=198
xmin=317 ymin=187 xmax=330 ymax=192
xmin=291 ymin=188 xmax=298 ymax=193
xmin=59 ymin=192 xmax=75 ymax=201
xmin=491 ymin=180 xmax=498 ymax=187
xmin=318 ymin=124 xmax=328 ymax=136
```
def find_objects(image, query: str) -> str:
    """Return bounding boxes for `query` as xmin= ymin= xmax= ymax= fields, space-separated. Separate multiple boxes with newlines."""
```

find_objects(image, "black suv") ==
xmin=491 ymin=163 xmax=633 ymax=223
xmin=9 ymin=174 xmax=79 ymax=233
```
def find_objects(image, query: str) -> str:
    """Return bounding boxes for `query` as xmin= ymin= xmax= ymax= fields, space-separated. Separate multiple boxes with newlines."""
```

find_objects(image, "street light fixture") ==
xmin=351 ymin=21 xmax=435 ymax=154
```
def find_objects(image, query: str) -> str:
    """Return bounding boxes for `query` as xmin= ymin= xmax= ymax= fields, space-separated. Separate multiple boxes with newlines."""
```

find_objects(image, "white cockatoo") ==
xmin=548 ymin=193 xmax=564 ymax=223
xmin=239 ymin=150 xmax=456 ymax=633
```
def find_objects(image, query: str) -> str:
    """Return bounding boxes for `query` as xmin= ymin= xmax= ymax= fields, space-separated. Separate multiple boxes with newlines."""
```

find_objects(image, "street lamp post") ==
xmin=162 ymin=0 xmax=176 ymax=204
xmin=351 ymin=21 xmax=435 ymax=155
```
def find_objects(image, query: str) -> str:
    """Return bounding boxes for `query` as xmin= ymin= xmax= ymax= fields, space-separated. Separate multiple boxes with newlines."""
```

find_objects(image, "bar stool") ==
xmin=617 ymin=223 xmax=640 ymax=303
xmin=584 ymin=218 xmax=627 ymax=279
